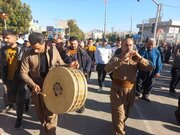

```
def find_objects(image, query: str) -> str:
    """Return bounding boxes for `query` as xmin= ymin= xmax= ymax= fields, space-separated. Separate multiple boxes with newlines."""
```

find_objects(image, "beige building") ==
xmin=29 ymin=20 xmax=46 ymax=33
xmin=137 ymin=19 xmax=180 ymax=43
xmin=88 ymin=29 xmax=103 ymax=39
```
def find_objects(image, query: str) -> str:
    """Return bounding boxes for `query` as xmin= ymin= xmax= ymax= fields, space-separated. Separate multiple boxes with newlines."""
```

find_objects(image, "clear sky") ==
xmin=21 ymin=0 xmax=180 ymax=32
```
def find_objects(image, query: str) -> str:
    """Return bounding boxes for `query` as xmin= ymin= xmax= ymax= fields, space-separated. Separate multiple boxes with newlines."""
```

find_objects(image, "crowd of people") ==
xmin=0 ymin=30 xmax=179 ymax=135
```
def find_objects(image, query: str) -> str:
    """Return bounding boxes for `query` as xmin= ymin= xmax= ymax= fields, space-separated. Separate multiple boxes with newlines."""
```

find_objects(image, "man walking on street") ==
xmin=105 ymin=37 xmax=153 ymax=135
xmin=169 ymin=44 xmax=180 ymax=96
xmin=136 ymin=38 xmax=162 ymax=102
xmin=95 ymin=38 xmax=112 ymax=92
xmin=62 ymin=36 xmax=91 ymax=113
xmin=20 ymin=32 xmax=78 ymax=135
xmin=0 ymin=30 xmax=28 ymax=129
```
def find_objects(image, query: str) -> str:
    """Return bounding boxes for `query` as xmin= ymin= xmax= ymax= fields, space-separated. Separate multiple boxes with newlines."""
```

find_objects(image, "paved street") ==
xmin=0 ymin=63 xmax=180 ymax=135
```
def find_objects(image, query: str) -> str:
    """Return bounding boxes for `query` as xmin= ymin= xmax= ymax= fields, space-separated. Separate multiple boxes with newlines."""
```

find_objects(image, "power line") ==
xmin=163 ymin=4 xmax=180 ymax=9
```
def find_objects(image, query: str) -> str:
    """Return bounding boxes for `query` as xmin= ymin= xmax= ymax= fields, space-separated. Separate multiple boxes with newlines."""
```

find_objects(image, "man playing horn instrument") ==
xmin=105 ymin=37 xmax=153 ymax=135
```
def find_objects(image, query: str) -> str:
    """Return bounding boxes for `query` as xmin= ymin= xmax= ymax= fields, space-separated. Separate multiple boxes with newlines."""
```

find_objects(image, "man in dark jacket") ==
xmin=0 ymin=30 xmax=27 ymax=129
xmin=62 ymin=36 xmax=92 ymax=113
xmin=169 ymin=44 xmax=180 ymax=95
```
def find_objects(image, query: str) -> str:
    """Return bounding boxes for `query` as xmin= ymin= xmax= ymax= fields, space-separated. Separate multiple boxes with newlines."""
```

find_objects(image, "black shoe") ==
xmin=169 ymin=91 xmax=177 ymax=97
xmin=1 ymin=104 xmax=14 ymax=113
xmin=141 ymin=95 xmax=151 ymax=102
xmin=15 ymin=118 xmax=23 ymax=129
xmin=135 ymin=93 xmax=141 ymax=99
xmin=25 ymin=99 xmax=30 ymax=112
xmin=76 ymin=106 xmax=85 ymax=114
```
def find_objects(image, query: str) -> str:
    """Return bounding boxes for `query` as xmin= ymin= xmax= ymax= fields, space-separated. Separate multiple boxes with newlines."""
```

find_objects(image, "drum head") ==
xmin=43 ymin=67 xmax=87 ymax=114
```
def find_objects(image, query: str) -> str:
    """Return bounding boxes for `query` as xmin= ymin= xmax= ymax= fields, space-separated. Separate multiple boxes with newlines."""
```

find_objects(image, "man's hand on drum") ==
xmin=33 ymin=84 xmax=41 ymax=94
xmin=70 ymin=61 xmax=79 ymax=68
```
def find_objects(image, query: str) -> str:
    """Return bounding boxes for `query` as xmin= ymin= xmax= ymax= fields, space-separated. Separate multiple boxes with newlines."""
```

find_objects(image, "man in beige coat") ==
xmin=105 ymin=38 xmax=153 ymax=135
xmin=20 ymin=32 xmax=78 ymax=135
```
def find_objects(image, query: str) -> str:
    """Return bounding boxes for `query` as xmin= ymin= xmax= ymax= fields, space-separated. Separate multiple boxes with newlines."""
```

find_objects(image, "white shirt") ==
xmin=111 ymin=46 xmax=120 ymax=56
xmin=95 ymin=44 xmax=112 ymax=64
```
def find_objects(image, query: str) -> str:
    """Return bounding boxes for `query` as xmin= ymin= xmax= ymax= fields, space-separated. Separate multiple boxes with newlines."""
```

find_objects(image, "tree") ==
xmin=0 ymin=0 xmax=32 ymax=33
xmin=106 ymin=32 xmax=118 ymax=42
xmin=67 ymin=19 xmax=85 ymax=40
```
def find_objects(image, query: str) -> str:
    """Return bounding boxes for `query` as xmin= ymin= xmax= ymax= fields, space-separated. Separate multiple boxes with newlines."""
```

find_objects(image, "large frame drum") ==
xmin=43 ymin=67 xmax=87 ymax=114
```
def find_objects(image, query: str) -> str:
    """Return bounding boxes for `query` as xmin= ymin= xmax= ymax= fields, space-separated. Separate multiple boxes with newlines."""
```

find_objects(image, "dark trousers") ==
xmin=3 ymin=80 xmax=16 ymax=105
xmin=164 ymin=52 xmax=171 ymax=63
xmin=96 ymin=63 xmax=106 ymax=87
xmin=169 ymin=67 xmax=180 ymax=92
xmin=109 ymin=72 xmax=113 ymax=80
xmin=136 ymin=70 xmax=155 ymax=97
xmin=178 ymin=95 xmax=180 ymax=110
xmin=89 ymin=63 xmax=96 ymax=79
xmin=16 ymin=84 xmax=27 ymax=120
xmin=3 ymin=80 xmax=26 ymax=119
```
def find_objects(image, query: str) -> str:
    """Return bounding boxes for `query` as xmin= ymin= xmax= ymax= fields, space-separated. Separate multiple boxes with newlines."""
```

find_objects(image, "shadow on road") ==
xmin=88 ymin=78 xmax=112 ymax=88
xmin=58 ymin=113 xmax=113 ymax=135
xmin=131 ymin=99 xmax=177 ymax=124
xmin=0 ymin=112 xmax=41 ymax=135
xmin=86 ymin=98 xmax=111 ymax=113
xmin=126 ymin=125 xmax=154 ymax=135
xmin=88 ymin=87 xmax=110 ymax=95
xmin=163 ymin=124 xmax=180 ymax=133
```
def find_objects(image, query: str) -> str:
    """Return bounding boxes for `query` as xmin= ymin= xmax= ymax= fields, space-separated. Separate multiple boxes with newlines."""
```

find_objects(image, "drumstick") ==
xmin=38 ymin=91 xmax=46 ymax=97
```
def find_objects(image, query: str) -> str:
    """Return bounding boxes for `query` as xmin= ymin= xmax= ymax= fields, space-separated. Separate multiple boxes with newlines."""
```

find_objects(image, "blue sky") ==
xmin=21 ymin=0 xmax=180 ymax=32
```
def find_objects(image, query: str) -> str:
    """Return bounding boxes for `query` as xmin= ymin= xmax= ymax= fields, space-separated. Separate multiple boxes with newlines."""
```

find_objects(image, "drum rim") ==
xmin=42 ymin=67 xmax=88 ymax=114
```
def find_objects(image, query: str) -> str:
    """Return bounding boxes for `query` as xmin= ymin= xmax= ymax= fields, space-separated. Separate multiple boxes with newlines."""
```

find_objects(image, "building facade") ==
xmin=137 ymin=19 xmax=180 ymax=43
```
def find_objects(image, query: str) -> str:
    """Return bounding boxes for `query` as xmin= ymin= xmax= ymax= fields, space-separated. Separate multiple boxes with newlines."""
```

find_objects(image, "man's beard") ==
xmin=6 ymin=42 xmax=14 ymax=48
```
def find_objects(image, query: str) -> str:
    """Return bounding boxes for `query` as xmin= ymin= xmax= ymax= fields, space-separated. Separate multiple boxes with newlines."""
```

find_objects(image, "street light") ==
xmin=0 ymin=9 xmax=8 ymax=30
xmin=137 ymin=0 xmax=162 ymax=39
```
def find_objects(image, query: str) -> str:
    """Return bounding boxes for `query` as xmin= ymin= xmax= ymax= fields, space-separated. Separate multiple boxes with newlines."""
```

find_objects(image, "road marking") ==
xmin=160 ymin=87 xmax=169 ymax=90
xmin=134 ymin=103 xmax=154 ymax=134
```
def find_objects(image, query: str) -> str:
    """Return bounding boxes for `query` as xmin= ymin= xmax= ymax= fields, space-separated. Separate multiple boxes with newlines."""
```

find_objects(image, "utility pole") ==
xmin=130 ymin=16 xmax=133 ymax=35
xmin=140 ymin=20 xmax=145 ymax=43
xmin=153 ymin=1 xmax=161 ymax=39
xmin=111 ymin=27 xmax=114 ymax=34
xmin=103 ymin=0 xmax=107 ymax=38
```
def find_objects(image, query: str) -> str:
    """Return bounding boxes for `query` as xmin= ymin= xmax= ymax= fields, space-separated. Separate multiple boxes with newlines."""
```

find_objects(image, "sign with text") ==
xmin=46 ymin=26 xmax=54 ymax=31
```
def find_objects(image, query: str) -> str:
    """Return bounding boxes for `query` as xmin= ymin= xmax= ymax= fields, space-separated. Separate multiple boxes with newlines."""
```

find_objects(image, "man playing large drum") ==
xmin=20 ymin=32 xmax=78 ymax=135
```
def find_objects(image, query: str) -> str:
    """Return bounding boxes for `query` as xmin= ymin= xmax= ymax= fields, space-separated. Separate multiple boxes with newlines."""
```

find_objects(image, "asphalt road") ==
xmin=0 ymin=63 xmax=179 ymax=135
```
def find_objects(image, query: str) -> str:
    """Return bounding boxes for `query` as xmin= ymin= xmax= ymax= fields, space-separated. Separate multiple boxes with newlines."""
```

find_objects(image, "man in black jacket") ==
xmin=0 ymin=30 xmax=27 ymax=129
xmin=62 ymin=36 xmax=91 ymax=113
